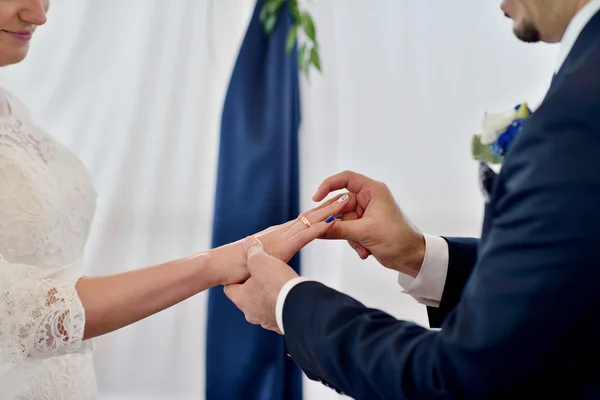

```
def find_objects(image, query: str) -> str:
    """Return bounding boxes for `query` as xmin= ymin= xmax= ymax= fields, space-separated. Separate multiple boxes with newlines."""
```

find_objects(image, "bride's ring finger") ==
xmin=301 ymin=216 xmax=311 ymax=228
xmin=284 ymin=193 xmax=350 ymax=238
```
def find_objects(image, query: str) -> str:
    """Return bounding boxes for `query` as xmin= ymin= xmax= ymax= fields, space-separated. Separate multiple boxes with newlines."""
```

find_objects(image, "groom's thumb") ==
xmin=242 ymin=236 xmax=276 ymax=275
xmin=323 ymin=219 xmax=364 ymax=242
xmin=242 ymin=236 xmax=264 ymax=259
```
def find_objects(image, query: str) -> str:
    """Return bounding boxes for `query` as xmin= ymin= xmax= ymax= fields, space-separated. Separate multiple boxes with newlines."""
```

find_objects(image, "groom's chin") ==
xmin=514 ymin=23 xmax=542 ymax=43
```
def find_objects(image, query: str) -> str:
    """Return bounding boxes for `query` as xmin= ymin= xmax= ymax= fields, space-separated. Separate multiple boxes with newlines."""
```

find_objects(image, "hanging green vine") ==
xmin=260 ymin=0 xmax=321 ymax=77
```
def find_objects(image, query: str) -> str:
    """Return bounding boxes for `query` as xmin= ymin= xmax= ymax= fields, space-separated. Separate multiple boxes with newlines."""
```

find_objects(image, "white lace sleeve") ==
xmin=0 ymin=260 xmax=87 ymax=364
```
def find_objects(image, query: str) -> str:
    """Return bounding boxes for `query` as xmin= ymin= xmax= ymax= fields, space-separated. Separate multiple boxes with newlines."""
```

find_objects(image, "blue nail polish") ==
xmin=335 ymin=215 xmax=343 ymax=220
xmin=326 ymin=215 xmax=335 ymax=223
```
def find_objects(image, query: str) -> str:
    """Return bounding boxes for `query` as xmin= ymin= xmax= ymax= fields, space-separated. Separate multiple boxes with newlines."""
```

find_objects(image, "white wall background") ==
xmin=0 ymin=0 xmax=558 ymax=399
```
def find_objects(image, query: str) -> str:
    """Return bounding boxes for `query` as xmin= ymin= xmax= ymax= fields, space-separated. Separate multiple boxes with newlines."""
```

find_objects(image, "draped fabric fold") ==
xmin=206 ymin=0 xmax=302 ymax=399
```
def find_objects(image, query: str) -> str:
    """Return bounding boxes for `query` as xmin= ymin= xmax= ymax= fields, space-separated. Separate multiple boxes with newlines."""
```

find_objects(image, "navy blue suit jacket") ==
xmin=282 ymin=12 xmax=600 ymax=399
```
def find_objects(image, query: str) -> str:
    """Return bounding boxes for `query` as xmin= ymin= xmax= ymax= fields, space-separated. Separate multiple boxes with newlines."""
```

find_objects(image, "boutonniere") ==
xmin=471 ymin=103 xmax=531 ymax=167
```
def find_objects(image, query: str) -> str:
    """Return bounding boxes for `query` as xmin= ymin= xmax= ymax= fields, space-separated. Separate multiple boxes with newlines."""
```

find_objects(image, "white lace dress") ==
xmin=0 ymin=89 xmax=98 ymax=399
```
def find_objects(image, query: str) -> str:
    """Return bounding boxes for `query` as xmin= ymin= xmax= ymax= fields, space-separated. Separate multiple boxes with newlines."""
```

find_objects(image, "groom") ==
xmin=226 ymin=0 xmax=600 ymax=398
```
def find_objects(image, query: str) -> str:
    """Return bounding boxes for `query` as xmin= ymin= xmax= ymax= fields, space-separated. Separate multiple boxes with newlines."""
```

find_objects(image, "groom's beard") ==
xmin=514 ymin=20 xmax=542 ymax=42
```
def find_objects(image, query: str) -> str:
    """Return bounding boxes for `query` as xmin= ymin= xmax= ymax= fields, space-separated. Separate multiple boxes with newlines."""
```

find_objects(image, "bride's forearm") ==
xmin=76 ymin=246 xmax=237 ymax=340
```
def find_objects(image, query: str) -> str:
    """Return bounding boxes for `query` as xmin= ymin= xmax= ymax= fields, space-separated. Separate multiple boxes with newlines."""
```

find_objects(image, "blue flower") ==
xmin=490 ymin=118 xmax=524 ymax=157
xmin=488 ymin=103 xmax=530 ymax=158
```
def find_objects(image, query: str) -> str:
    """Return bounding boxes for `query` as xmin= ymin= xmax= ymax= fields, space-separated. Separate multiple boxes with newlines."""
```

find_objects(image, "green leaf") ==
xmin=286 ymin=23 xmax=298 ymax=53
xmin=264 ymin=0 xmax=285 ymax=14
xmin=298 ymin=43 xmax=307 ymax=69
xmin=298 ymin=44 xmax=311 ymax=77
xmin=301 ymin=12 xmax=316 ymax=42
xmin=514 ymin=102 xmax=531 ymax=119
xmin=471 ymin=135 xmax=502 ymax=164
xmin=263 ymin=13 xmax=277 ymax=36
xmin=260 ymin=0 xmax=285 ymax=35
xmin=290 ymin=0 xmax=301 ymax=21
xmin=309 ymin=47 xmax=321 ymax=71
xmin=259 ymin=5 xmax=269 ymax=25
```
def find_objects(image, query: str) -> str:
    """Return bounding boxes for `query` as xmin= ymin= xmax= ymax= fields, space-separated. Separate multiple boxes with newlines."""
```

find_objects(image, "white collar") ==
xmin=556 ymin=0 xmax=600 ymax=72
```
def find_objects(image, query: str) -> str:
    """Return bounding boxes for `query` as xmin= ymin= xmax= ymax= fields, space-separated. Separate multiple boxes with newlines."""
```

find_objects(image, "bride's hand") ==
xmin=211 ymin=193 xmax=350 ymax=285
xmin=258 ymin=192 xmax=350 ymax=262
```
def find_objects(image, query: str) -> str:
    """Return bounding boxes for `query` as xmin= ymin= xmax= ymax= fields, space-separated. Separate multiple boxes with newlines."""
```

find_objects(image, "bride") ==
xmin=0 ymin=1 xmax=344 ymax=398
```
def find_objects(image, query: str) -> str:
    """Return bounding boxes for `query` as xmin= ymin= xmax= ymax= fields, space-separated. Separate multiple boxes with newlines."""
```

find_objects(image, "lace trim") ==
xmin=0 ymin=260 xmax=87 ymax=365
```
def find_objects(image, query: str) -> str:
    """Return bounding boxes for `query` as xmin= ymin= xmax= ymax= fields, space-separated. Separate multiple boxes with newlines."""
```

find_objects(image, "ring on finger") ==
xmin=300 ymin=216 xmax=312 ymax=228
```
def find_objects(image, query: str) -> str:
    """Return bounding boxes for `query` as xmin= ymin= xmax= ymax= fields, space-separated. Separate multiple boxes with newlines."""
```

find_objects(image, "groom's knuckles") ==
xmin=314 ymin=170 xmax=375 ymax=200
xmin=324 ymin=224 xmax=344 ymax=240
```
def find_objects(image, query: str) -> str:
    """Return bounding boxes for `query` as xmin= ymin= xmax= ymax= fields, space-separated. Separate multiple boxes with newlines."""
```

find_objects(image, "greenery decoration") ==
xmin=260 ymin=0 xmax=321 ymax=77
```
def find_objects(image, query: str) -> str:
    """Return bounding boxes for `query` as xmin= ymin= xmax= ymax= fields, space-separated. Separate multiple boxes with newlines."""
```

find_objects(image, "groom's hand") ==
xmin=224 ymin=236 xmax=298 ymax=334
xmin=211 ymin=194 xmax=348 ymax=286
xmin=311 ymin=170 xmax=425 ymax=278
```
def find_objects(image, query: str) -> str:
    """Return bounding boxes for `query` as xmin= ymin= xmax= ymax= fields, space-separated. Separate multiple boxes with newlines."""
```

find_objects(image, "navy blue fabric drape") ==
xmin=205 ymin=1 xmax=302 ymax=399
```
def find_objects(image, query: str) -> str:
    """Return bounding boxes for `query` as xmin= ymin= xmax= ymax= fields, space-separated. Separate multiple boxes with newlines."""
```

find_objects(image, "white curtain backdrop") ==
xmin=0 ymin=1 xmax=558 ymax=399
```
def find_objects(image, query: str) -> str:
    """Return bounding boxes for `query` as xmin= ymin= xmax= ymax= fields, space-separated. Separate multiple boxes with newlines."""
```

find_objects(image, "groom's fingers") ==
xmin=224 ymin=283 xmax=258 ymax=325
xmin=318 ymin=211 xmax=359 ymax=239
xmin=223 ymin=283 xmax=242 ymax=304
xmin=319 ymin=210 xmax=372 ymax=254
xmin=312 ymin=171 xmax=376 ymax=202
xmin=318 ymin=218 xmax=366 ymax=243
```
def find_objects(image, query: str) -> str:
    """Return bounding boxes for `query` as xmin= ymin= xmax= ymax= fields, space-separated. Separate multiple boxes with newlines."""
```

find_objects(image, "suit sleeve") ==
xmin=282 ymin=111 xmax=600 ymax=398
xmin=426 ymin=237 xmax=478 ymax=328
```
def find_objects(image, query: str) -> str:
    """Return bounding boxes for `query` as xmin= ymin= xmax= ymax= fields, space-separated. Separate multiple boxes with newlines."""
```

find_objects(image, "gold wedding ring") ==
xmin=301 ymin=216 xmax=311 ymax=228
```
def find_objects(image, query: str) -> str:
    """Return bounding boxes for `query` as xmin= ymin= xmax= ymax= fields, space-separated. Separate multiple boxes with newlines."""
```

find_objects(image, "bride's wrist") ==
xmin=205 ymin=241 xmax=248 ymax=286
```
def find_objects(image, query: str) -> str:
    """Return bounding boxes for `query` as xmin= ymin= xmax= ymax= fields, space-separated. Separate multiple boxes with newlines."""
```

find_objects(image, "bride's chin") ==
xmin=0 ymin=45 xmax=29 ymax=67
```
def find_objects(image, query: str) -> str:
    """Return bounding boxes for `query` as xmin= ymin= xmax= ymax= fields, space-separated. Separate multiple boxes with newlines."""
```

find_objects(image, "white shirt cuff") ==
xmin=397 ymin=234 xmax=449 ymax=307
xmin=275 ymin=277 xmax=314 ymax=334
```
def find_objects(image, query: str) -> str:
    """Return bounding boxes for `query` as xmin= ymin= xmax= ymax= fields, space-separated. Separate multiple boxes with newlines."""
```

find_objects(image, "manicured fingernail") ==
xmin=337 ymin=194 xmax=349 ymax=203
xmin=326 ymin=215 xmax=335 ymax=223
xmin=335 ymin=215 xmax=343 ymax=220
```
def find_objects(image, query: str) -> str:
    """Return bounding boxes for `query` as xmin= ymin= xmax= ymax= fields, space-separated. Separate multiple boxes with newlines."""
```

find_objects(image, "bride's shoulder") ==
xmin=0 ymin=87 xmax=32 ymax=121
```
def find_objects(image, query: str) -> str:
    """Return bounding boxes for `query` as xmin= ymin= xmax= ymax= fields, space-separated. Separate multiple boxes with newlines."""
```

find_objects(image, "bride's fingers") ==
xmin=286 ymin=219 xmax=337 ymax=254
xmin=298 ymin=194 xmax=342 ymax=218
xmin=298 ymin=192 xmax=357 ymax=219
xmin=284 ymin=194 xmax=351 ymax=239
xmin=257 ymin=218 xmax=297 ymax=238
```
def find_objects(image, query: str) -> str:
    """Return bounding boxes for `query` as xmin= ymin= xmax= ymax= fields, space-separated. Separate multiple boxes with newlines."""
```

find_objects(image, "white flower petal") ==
xmin=480 ymin=110 xmax=516 ymax=145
